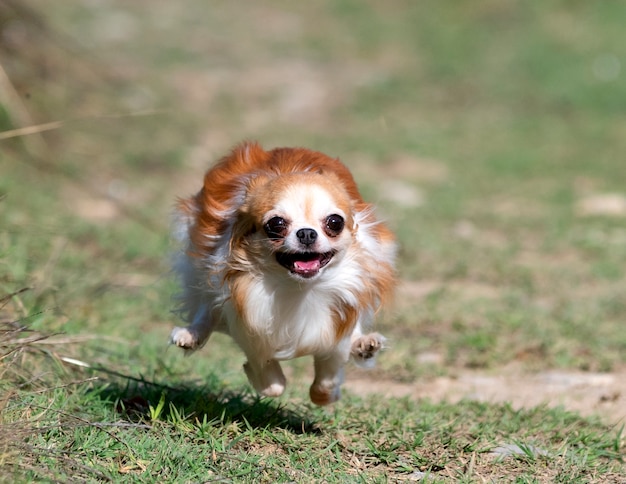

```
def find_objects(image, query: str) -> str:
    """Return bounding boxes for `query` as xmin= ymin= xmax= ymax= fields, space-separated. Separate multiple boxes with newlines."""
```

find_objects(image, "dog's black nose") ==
xmin=296 ymin=228 xmax=318 ymax=246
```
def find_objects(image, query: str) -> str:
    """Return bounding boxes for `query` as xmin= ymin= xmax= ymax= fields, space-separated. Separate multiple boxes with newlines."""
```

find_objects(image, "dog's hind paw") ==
xmin=309 ymin=380 xmax=341 ymax=406
xmin=243 ymin=360 xmax=286 ymax=397
xmin=350 ymin=332 xmax=386 ymax=368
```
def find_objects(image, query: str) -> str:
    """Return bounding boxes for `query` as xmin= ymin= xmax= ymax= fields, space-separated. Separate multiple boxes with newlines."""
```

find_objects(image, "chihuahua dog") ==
xmin=170 ymin=141 xmax=395 ymax=405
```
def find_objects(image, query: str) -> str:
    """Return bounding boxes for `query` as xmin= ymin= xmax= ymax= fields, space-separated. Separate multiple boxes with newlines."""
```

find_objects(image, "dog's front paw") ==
xmin=351 ymin=332 xmax=386 ymax=367
xmin=169 ymin=326 xmax=201 ymax=351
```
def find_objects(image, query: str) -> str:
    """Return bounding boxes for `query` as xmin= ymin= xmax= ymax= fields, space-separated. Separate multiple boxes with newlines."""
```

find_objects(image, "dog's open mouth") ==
xmin=275 ymin=251 xmax=334 ymax=278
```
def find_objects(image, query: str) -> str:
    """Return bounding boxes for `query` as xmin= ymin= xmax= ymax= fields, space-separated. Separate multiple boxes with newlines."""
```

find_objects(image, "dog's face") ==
xmin=239 ymin=172 xmax=355 ymax=279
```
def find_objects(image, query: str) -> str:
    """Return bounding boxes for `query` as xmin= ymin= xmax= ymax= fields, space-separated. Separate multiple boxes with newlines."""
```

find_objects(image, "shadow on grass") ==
xmin=91 ymin=367 xmax=321 ymax=435
xmin=0 ymin=307 xmax=321 ymax=436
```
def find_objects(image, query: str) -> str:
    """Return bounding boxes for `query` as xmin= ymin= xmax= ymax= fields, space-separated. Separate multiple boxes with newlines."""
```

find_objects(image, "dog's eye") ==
xmin=325 ymin=214 xmax=345 ymax=237
xmin=264 ymin=216 xmax=288 ymax=239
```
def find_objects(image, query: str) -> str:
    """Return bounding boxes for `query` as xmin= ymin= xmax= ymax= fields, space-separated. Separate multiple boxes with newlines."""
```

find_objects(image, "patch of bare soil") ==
xmin=345 ymin=365 xmax=626 ymax=425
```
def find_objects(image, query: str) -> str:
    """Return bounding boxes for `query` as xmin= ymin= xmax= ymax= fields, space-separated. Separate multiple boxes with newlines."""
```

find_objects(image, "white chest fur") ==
xmin=227 ymin=275 xmax=345 ymax=361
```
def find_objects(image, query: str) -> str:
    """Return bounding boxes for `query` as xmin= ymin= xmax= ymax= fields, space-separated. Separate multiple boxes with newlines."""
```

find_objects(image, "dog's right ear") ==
xmin=230 ymin=173 xmax=272 ymax=243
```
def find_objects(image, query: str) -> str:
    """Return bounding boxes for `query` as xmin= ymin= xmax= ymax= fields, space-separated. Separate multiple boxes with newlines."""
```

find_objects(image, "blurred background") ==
xmin=2 ymin=1 xmax=626 ymax=407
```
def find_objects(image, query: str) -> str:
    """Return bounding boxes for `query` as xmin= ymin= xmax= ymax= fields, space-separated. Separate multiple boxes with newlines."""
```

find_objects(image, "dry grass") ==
xmin=0 ymin=289 xmax=103 ymax=481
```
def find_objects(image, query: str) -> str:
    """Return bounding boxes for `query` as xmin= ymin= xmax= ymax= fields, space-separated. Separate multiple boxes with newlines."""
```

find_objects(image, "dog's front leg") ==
xmin=170 ymin=303 xmax=215 ymax=353
xmin=350 ymin=331 xmax=386 ymax=368
xmin=309 ymin=350 xmax=349 ymax=406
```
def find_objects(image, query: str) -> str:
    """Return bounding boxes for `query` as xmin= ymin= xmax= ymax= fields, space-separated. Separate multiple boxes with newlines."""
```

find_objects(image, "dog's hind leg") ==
xmin=243 ymin=358 xmax=286 ymax=397
xmin=309 ymin=347 xmax=350 ymax=406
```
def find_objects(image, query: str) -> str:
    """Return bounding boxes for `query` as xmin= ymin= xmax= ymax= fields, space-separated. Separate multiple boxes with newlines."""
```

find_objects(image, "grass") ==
xmin=1 ymin=322 xmax=623 ymax=482
xmin=2 ymin=0 xmax=626 ymax=481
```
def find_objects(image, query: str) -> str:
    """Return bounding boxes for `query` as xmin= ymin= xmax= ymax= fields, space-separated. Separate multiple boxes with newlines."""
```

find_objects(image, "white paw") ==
xmin=169 ymin=326 xmax=200 ymax=350
xmin=350 ymin=332 xmax=386 ymax=368
xmin=260 ymin=382 xmax=286 ymax=398
xmin=243 ymin=360 xmax=286 ymax=398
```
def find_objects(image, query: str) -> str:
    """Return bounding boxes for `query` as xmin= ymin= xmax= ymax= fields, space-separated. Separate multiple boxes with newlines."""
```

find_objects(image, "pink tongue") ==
xmin=294 ymin=259 xmax=321 ymax=271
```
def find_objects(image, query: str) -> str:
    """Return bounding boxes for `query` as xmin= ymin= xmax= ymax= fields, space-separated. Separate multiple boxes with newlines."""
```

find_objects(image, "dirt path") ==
xmin=345 ymin=366 xmax=626 ymax=425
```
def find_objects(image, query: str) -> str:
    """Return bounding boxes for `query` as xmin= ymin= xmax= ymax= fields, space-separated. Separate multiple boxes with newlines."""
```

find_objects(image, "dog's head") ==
xmin=233 ymin=171 xmax=356 ymax=280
